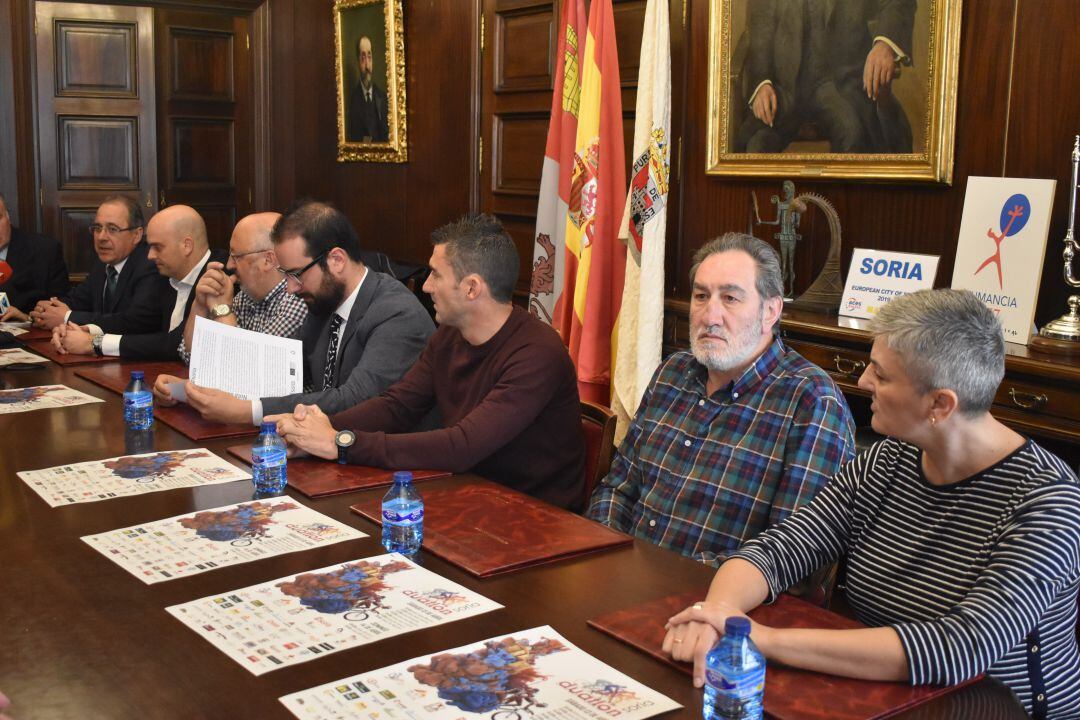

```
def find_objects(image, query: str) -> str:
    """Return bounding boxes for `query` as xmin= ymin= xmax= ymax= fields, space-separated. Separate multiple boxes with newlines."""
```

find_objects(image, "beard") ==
xmin=690 ymin=310 xmax=765 ymax=373
xmin=303 ymin=272 xmax=346 ymax=317
xmin=360 ymin=68 xmax=372 ymax=89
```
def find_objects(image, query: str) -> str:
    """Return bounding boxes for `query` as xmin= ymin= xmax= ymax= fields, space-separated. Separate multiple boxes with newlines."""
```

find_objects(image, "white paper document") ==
xmin=0 ymin=347 xmax=47 ymax=365
xmin=167 ymin=554 xmax=503 ymax=675
xmin=280 ymin=625 xmax=682 ymax=720
xmin=0 ymin=385 xmax=102 ymax=415
xmin=189 ymin=315 xmax=303 ymax=400
xmin=0 ymin=321 xmax=30 ymax=336
xmin=83 ymin=499 xmax=366 ymax=584
xmin=18 ymin=448 xmax=250 ymax=507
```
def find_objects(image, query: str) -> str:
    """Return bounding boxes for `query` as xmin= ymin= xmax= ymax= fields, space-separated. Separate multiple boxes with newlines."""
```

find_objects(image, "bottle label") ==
xmin=382 ymin=507 xmax=424 ymax=524
xmin=124 ymin=392 xmax=152 ymax=409
xmin=705 ymin=665 xmax=765 ymax=700
xmin=253 ymin=449 xmax=286 ymax=468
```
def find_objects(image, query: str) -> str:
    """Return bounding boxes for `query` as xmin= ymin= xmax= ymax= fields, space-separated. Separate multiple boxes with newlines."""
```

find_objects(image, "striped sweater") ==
xmin=734 ymin=438 xmax=1080 ymax=719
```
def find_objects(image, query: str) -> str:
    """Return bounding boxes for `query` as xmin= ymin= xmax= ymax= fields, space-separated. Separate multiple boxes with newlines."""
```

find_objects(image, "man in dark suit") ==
xmin=172 ymin=200 xmax=433 ymax=425
xmin=0 ymin=192 xmax=70 ymax=320
xmin=30 ymin=196 xmax=165 ymax=334
xmin=53 ymin=204 xmax=221 ymax=360
xmin=347 ymin=35 xmax=390 ymax=142
xmin=735 ymin=0 xmax=916 ymax=154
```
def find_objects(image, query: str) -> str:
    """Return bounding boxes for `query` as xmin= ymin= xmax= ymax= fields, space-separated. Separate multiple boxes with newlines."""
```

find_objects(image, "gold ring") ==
xmin=693 ymin=603 xmax=703 ymax=610
xmin=672 ymin=638 xmax=683 ymax=644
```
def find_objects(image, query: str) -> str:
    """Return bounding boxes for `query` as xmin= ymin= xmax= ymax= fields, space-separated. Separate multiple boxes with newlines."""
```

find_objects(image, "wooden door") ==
xmin=478 ymin=0 xmax=644 ymax=300
xmin=155 ymin=8 xmax=254 ymax=251
xmin=34 ymin=2 xmax=157 ymax=278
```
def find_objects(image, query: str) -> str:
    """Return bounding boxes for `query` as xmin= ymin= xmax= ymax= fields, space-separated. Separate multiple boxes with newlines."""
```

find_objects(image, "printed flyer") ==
xmin=280 ymin=626 xmax=681 ymax=719
xmin=0 ymin=347 xmax=47 ymax=365
xmin=82 ymin=499 xmax=366 ymax=583
xmin=19 ymin=448 xmax=250 ymax=507
xmin=167 ymin=554 xmax=503 ymax=676
xmin=0 ymin=384 xmax=102 ymax=414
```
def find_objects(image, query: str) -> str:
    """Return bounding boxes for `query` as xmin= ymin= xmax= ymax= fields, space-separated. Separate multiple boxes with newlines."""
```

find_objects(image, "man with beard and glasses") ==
xmin=172 ymin=200 xmax=433 ymax=426
xmin=587 ymin=232 xmax=855 ymax=565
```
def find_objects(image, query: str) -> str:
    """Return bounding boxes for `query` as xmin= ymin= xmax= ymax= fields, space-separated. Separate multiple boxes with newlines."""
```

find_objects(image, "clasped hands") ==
xmin=29 ymin=297 xmax=70 ymax=329
xmin=265 ymin=404 xmax=339 ymax=460
xmin=662 ymin=600 xmax=771 ymax=688
xmin=193 ymin=262 xmax=234 ymax=316
xmin=50 ymin=321 xmax=94 ymax=355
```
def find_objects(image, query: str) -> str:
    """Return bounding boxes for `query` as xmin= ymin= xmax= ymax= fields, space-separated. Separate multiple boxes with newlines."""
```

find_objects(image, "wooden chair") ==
xmin=580 ymin=400 xmax=617 ymax=510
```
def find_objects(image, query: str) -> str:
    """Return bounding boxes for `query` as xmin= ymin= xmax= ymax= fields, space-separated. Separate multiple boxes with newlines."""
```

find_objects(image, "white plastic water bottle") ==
xmin=703 ymin=617 xmax=766 ymax=720
xmin=251 ymin=421 xmax=288 ymax=494
xmin=122 ymin=370 xmax=154 ymax=430
xmin=381 ymin=471 xmax=423 ymax=556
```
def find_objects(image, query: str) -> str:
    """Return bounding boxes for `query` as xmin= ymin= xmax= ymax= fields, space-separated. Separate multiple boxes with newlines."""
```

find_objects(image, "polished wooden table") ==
xmin=0 ymin=359 xmax=1028 ymax=719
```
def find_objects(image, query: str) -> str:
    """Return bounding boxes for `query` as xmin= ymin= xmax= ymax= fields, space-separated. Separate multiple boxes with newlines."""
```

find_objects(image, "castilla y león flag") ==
xmin=528 ymin=0 xmax=586 ymax=326
xmin=555 ymin=0 xmax=626 ymax=405
xmin=612 ymin=0 xmax=670 ymax=441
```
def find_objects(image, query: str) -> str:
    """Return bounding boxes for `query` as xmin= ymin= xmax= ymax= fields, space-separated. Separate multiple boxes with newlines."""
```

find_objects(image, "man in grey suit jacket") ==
xmin=176 ymin=200 xmax=433 ymax=425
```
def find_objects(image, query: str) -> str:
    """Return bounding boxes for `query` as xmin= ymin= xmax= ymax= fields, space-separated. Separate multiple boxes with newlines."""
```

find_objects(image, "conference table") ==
xmin=0 ymin=357 xmax=1029 ymax=719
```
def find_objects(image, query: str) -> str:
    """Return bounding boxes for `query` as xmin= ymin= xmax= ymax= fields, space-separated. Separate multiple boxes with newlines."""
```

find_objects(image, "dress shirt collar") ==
xmin=169 ymin=249 xmax=211 ymax=292
xmin=110 ymin=256 xmax=129 ymax=276
xmin=692 ymin=334 xmax=787 ymax=400
xmin=253 ymin=278 xmax=288 ymax=308
xmin=334 ymin=266 xmax=367 ymax=324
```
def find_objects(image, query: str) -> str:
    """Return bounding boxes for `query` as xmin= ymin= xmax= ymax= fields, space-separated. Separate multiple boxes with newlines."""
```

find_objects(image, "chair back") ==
xmin=580 ymin=400 xmax=617 ymax=510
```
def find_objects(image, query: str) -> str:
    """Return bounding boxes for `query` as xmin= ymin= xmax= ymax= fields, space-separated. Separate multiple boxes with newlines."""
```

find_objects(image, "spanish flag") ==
xmin=528 ymin=0 xmax=586 ymax=325
xmin=556 ymin=0 xmax=626 ymax=405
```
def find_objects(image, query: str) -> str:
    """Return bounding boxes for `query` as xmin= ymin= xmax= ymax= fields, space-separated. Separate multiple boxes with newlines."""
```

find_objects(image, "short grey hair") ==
xmin=871 ymin=289 xmax=1004 ymax=415
xmin=689 ymin=232 xmax=784 ymax=301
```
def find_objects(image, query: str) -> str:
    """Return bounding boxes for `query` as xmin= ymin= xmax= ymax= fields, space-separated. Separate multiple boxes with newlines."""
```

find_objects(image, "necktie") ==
xmin=322 ymin=314 xmax=344 ymax=390
xmin=104 ymin=265 xmax=118 ymax=308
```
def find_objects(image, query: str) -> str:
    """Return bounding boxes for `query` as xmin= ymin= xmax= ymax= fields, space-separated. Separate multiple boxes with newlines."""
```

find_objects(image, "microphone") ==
xmin=0 ymin=260 xmax=13 ymax=285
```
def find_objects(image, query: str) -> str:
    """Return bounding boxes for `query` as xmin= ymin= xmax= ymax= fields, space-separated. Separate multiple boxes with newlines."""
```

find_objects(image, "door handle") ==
xmin=832 ymin=355 xmax=866 ymax=378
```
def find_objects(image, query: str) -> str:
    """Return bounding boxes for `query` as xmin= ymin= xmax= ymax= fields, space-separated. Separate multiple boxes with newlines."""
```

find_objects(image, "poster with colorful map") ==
xmin=280 ymin=626 xmax=681 ymax=720
xmin=18 ymin=448 xmax=250 ymax=507
xmin=82 ymin=499 xmax=366 ymax=584
xmin=0 ymin=348 xmax=47 ymax=365
xmin=166 ymin=554 xmax=502 ymax=676
xmin=0 ymin=384 xmax=102 ymax=414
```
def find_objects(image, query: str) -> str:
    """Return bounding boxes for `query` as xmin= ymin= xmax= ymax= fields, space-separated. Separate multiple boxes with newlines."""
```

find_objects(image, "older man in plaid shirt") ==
xmin=588 ymin=233 xmax=854 ymax=566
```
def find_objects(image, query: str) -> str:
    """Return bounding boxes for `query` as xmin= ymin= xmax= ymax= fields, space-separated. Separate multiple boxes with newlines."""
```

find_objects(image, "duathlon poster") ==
xmin=167 ymin=554 xmax=503 ymax=676
xmin=0 ymin=384 xmax=102 ymax=414
xmin=18 ymin=448 xmax=250 ymax=507
xmin=280 ymin=626 xmax=681 ymax=720
xmin=82 ymin=499 xmax=366 ymax=584
xmin=0 ymin=348 xmax=47 ymax=365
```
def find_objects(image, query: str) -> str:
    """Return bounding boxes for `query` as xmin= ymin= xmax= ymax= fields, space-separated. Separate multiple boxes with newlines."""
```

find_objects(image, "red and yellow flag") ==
xmin=528 ymin=0 xmax=586 ymax=325
xmin=555 ymin=0 xmax=626 ymax=405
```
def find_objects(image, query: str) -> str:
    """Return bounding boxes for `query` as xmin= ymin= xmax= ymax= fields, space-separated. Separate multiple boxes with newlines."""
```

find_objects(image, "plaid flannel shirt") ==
xmin=587 ymin=337 xmax=855 ymax=566
xmin=178 ymin=279 xmax=308 ymax=363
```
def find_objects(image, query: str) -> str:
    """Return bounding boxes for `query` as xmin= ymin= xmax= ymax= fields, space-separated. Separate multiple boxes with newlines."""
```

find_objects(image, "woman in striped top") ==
xmin=663 ymin=289 xmax=1080 ymax=719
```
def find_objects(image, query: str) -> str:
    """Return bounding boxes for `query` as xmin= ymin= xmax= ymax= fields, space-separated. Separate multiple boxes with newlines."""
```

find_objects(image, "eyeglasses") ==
xmin=277 ymin=251 xmax=327 ymax=285
xmin=229 ymin=248 xmax=273 ymax=264
xmin=89 ymin=223 xmax=138 ymax=237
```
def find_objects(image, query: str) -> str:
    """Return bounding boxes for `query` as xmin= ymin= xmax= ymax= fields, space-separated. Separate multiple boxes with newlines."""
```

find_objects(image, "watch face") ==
xmin=336 ymin=430 xmax=356 ymax=447
xmin=212 ymin=304 xmax=231 ymax=317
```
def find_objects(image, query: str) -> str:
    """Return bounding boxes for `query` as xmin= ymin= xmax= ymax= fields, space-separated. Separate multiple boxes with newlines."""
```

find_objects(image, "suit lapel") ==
xmin=336 ymin=269 xmax=377 ymax=368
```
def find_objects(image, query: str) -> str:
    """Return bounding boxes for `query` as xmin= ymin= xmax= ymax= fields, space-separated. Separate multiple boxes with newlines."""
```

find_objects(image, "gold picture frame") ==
xmin=334 ymin=0 xmax=407 ymax=163
xmin=706 ymin=0 xmax=961 ymax=183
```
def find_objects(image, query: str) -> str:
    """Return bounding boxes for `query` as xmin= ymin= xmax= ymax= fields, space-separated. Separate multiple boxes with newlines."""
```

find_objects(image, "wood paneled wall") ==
xmin=277 ymin=0 xmax=1080 ymax=327
xmin=267 ymin=0 xmax=479 ymax=271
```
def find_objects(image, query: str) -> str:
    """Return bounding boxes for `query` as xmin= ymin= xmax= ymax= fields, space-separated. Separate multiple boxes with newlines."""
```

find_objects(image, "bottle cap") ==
xmin=724 ymin=616 xmax=751 ymax=637
xmin=130 ymin=370 xmax=145 ymax=379
xmin=260 ymin=421 xmax=277 ymax=433
xmin=393 ymin=471 xmax=413 ymax=483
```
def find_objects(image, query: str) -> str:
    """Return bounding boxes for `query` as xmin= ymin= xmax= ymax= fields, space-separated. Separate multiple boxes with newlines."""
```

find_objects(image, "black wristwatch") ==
xmin=91 ymin=333 xmax=104 ymax=357
xmin=334 ymin=429 xmax=355 ymax=465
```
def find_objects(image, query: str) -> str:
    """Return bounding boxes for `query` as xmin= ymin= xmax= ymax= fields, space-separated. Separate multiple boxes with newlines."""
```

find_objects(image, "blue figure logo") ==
xmin=975 ymin=193 xmax=1030 ymax=289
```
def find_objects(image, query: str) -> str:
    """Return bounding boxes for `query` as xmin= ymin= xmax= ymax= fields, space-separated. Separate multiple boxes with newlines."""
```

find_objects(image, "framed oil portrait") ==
xmin=335 ymin=0 xmax=407 ymax=163
xmin=706 ymin=0 xmax=962 ymax=183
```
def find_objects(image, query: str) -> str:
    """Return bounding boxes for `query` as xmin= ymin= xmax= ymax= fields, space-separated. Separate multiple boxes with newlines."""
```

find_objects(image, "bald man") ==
xmin=54 ymin=204 xmax=224 ymax=360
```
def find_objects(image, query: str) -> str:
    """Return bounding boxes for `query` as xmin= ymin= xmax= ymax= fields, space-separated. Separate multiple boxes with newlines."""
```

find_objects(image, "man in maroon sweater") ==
xmin=269 ymin=214 xmax=586 ymax=510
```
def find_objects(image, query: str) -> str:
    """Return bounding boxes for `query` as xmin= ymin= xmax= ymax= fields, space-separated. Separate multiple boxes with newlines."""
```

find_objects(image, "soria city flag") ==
xmin=528 ymin=0 xmax=586 ymax=324
xmin=612 ymin=0 xmax=671 ymax=440
xmin=556 ymin=0 xmax=626 ymax=404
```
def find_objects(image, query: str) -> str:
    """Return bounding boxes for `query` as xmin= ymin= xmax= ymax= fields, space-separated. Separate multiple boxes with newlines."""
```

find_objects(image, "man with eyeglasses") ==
xmin=164 ymin=199 xmax=433 ymax=426
xmin=29 ymin=195 xmax=164 ymax=334
xmin=0 ymin=191 xmax=70 ymax=322
xmin=52 ymin=204 xmax=222 ymax=359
